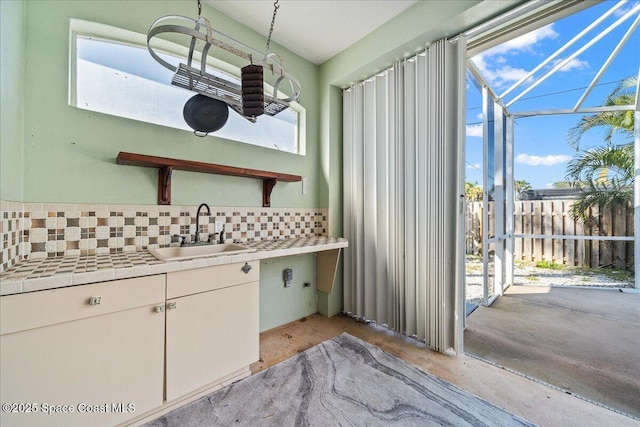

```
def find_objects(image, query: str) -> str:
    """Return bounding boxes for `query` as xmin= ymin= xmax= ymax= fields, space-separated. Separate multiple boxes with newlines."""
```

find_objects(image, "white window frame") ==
xmin=68 ymin=19 xmax=306 ymax=155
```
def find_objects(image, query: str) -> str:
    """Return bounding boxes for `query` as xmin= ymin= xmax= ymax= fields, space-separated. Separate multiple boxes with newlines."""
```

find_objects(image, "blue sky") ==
xmin=466 ymin=1 xmax=640 ymax=189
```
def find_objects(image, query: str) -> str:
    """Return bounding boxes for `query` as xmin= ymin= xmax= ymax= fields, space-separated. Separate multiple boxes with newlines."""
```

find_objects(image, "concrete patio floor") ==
xmin=464 ymin=285 xmax=640 ymax=420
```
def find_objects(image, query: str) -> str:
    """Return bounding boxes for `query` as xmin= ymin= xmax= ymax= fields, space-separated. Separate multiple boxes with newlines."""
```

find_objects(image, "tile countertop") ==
xmin=0 ymin=236 xmax=348 ymax=296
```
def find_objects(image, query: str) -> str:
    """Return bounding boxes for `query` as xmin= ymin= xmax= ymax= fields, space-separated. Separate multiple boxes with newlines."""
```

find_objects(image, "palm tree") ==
xmin=565 ymin=76 xmax=637 ymax=220
xmin=568 ymin=76 xmax=636 ymax=150
xmin=565 ymin=144 xmax=633 ymax=219
xmin=514 ymin=180 xmax=532 ymax=199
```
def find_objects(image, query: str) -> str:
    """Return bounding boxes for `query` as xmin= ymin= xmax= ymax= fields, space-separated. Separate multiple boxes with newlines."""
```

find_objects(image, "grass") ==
xmin=573 ymin=266 xmax=634 ymax=282
xmin=467 ymin=253 xmax=634 ymax=286
xmin=535 ymin=260 xmax=563 ymax=270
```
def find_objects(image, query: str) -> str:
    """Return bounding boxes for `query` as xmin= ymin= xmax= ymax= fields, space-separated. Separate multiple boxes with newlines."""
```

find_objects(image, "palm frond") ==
xmin=567 ymin=75 xmax=637 ymax=150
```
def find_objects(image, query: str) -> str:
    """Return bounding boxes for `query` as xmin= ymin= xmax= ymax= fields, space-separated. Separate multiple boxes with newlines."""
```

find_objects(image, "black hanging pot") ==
xmin=183 ymin=94 xmax=229 ymax=136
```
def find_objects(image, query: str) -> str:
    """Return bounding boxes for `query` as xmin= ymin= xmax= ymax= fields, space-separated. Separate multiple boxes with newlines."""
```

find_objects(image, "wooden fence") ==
xmin=465 ymin=200 xmax=634 ymax=270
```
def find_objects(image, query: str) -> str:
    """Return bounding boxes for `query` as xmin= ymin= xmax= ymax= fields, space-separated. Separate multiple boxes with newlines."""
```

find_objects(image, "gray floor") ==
xmin=148 ymin=334 xmax=535 ymax=426
xmin=464 ymin=285 xmax=640 ymax=419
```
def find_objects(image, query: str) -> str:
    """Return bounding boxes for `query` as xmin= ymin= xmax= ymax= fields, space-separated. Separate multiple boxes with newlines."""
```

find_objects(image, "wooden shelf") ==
xmin=116 ymin=152 xmax=302 ymax=207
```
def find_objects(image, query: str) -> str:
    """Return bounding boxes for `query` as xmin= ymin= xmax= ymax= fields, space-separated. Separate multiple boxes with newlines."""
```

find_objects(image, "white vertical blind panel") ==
xmin=404 ymin=58 xmax=417 ymax=337
xmin=356 ymin=84 xmax=366 ymax=318
xmin=394 ymin=62 xmax=406 ymax=334
xmin=375 ymin=74 xmax=390 ymax=324
xmin=353 ymin=84 xmax=366 ymax=318
xmin=443 ymin=40 xmax=460 ymax=350
xmin=416 ymin=52 xmax=429 ymax=340
xmin=427 ymin=42 xmax=441 ymax=346
xmin=343 ymin=38 xmax=461 ymax=352
xmin=387 ymin=67 xmax=398 ymax=328
xmin=363 ymin=79 xmax=378 ymax=318
xmin=454 ymin=36 xmax=468 ymax=353
xmin=342 ymin=89 xmax=353 ymax=313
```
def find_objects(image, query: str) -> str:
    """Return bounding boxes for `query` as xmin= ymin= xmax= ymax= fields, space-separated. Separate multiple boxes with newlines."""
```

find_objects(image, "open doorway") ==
xmin=463 ymin=0 xmax=640 ymax=419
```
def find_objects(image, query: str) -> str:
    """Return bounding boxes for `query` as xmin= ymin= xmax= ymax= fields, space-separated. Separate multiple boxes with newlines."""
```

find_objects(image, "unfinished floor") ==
xmin=251 ymin=313 xmax=639 ymax=427
xmin=464 ymin=285 xmax=640 ymax=420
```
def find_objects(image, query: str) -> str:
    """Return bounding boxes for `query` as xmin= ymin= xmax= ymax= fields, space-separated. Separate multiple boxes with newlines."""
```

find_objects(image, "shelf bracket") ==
xmin=158 ymin=166 xmax=173 ymax=205
xmin=263 ymin=178 xmax=277 ymax=208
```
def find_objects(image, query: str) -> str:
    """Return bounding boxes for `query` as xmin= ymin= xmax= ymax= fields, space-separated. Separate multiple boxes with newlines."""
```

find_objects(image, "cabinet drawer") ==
xmin=167 ymin=261 xmax=259 ymax=299
xmin=0 ymin=274 xmax=165 ymax=335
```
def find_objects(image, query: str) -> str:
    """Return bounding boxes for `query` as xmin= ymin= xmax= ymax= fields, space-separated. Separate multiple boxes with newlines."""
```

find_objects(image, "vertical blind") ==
xmin=343 ymin=38 xmax=465 ymax=353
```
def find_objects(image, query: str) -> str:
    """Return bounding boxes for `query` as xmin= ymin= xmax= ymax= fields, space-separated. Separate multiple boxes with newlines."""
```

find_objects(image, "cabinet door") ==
xmin=0 ymin=304 xmax=165 ymax=427
xmin=165 ymin=281 xmax=259 ymax=401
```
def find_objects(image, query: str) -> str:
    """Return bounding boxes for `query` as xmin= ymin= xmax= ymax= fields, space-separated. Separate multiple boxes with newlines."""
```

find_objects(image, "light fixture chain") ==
xmin=197 ymin=0 xmax=202 ymax=17
xmin=266 ymin=0 xmax=280 ymax=52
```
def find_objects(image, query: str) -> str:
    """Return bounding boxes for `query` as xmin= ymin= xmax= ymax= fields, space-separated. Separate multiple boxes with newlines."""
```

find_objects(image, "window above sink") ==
xmin=68 ymin=19 xmax=306 ymax=155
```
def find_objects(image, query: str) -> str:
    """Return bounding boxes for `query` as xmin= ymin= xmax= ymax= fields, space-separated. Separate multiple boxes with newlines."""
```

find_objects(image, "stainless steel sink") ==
xmin=149 ymin=243 xmax=256 ymax=262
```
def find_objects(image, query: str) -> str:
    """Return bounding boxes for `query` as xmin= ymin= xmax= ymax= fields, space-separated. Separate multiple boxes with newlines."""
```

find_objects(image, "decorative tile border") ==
xmin=0 ymin=201 xmax=23 ymax=273
xmin=0 ymin=201 xmax=328 ymax=273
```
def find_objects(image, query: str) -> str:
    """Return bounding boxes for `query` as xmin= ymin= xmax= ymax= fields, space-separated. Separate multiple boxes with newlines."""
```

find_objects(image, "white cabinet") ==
xmin=0 ymin=261 xmax=261 ymax=425
xmin=165 ymin=262 xmax=259 ymax=402
xmin=0 ymin=275 xmax=166 ymax=427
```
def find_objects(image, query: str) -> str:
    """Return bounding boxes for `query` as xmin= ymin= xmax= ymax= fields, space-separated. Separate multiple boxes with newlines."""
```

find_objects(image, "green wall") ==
xmin=1 ymin=0 xmax=25 ymax=202
xmin=18 ymin=1 xmax=319 ymax=208
xmin=259 ymin=255 xmax=317 ymax=332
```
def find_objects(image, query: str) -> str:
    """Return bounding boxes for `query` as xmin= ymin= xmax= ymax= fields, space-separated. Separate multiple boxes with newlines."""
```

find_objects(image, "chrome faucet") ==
xmin=195 ymin=203 xmax=211 ymax=244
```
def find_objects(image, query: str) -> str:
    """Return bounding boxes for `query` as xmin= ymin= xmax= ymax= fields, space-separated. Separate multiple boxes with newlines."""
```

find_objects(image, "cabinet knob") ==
xmin=88 ymin=296 xmax=102 ymax=305
xmin=154 ymin=305 xmax=165 ymax=313
xmin=167 ymin=302 xmax=177 ymax=310
xmin=241 ymin=263 xmax=252 ymax=274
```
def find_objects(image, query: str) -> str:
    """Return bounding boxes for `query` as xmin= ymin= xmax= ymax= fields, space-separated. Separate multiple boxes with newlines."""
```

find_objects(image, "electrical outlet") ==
xmin=283 ymin=268 xmax=293 ymax=287
xmin=215 ymin=220 xmax=224 ymax=233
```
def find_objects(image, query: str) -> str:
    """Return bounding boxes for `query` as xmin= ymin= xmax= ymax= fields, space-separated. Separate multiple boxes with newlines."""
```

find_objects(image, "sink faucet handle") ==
xmin=218 ymin=230 xmax=225 ymax=244
xmin=172 ymin=234 xmax=186 ymax=246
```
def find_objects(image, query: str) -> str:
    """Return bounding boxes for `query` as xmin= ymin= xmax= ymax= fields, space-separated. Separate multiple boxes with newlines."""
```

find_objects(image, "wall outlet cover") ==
xmin=284 ymin=268 xmax=293 ymax=287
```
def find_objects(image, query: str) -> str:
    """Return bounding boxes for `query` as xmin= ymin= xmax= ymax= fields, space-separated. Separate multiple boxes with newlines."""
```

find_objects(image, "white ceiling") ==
xmin=205 ymin=1 xmax=418 ymax=65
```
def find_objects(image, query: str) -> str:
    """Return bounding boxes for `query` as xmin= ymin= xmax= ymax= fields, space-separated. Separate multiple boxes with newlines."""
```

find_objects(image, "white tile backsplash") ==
xmin=0 ymin=201 xmax=328 ymax=273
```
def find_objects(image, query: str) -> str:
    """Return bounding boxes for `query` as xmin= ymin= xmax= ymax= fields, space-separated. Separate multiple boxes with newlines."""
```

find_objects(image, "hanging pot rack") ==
xmin=146 ymin=8 xmax=301 ymax=122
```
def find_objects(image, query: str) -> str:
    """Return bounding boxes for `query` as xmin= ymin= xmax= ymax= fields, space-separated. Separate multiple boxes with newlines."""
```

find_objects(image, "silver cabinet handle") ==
xmin=241 ymin=263 xmax=252 ymax=274
xmin=154 ymin=305 xmax=165 ymax=313
xmin=88 ymin=296 xmax=102 ymax=305
xmin=167 ymin=302 xmax=177 ymax=310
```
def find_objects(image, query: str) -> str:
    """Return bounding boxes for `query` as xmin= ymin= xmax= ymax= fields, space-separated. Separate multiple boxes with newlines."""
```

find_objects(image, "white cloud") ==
xmin=553 ymin=57 xmax=589 ymax=72
xmin=466 ymin=124 xmax=483 ymax=138
xmin=482 ymin=25 xmax=559 ymax=57
xmin=471 ymin=24 xmax=559 ymax=89
xmin=472 ymin=54 xmax=531 ymax=88
xmin=516 ymin=153 xmax=572 ymax=166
